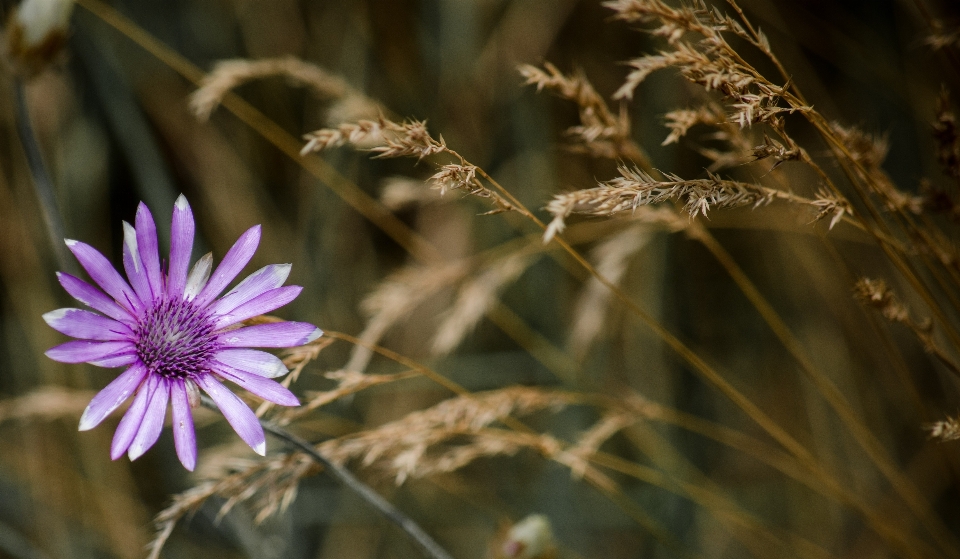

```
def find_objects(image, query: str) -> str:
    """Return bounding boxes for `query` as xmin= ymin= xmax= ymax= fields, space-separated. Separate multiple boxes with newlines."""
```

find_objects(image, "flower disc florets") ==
xmin=135 ymin=298 xmax=218 ymax=379
xmin=43 ymin=195 xmax=321 ymax=471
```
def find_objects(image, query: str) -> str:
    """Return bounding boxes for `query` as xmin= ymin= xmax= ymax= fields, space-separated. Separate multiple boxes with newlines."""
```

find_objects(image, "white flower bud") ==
xmin=5 ymin=0 xmax=74 ymax=76
xmin=498 ymin=515 xmax=556 ymax=559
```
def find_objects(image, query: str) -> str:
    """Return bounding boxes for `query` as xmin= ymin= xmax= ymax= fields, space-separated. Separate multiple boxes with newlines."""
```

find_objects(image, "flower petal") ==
xmin=66 ymin=240 xmax=141 ymax=312
xmin=197 ymin=375 xmax=265 ymax=455
xmin=135 ymin=203 xmax=163 ymax=297
xmin=45 ymin=340 xmax=133 ymax=364
xmin=212 ymin=286 xmax=302 ymax=330
xmin=111 ymin=375 xmax=157 ymax=459
xmin=209 ymin=264 xmax=291 ymax=317
xmin=195 ymin=225 xmax=261 ymax=306
xmin=128 ymin=377 xmax=170 ymax=460
xmin=167 ymin=195 xmax=195 ymax=298
xmin=79 ymin=362 xmax=148 ymax=431
xmin=218 ymin=322 xmax=321 ymax=348
xmin=169 ymin=380 xmax=197 ymax=471
xmin=43 ymin=308 xmax=132 ymax=341
xmin=122 ymin=221 xmax=153 ymax=303
xmin=213 ymin=349 xmax=288 ymax=378
xmin=184 ymin=253 xmax=212 ymax=301
xmin=88 ymin=352 xmax=139 ymax=368
xmin=56 ymin=272 xmax=134 ymax=325
xmin=214 ymin=365 xmax=299 ymax=406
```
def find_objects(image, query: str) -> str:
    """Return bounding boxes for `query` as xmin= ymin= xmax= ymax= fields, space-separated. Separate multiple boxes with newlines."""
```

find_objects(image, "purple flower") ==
xmin=43 ymin=195 xmax=321 ymax=471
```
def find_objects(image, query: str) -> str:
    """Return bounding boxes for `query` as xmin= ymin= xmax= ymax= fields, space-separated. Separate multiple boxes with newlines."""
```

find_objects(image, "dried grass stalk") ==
xmin=280 ymin=335 xmax=335 ymax=384
xmin=346 ymin=261 xmax=470 ymax=373
xmin=190 ymin=56 xmax=372 ymax=121
xmin=430 ymin=164 xmax=515 ymax=214
xmin=301 ymin=117 xmax=446 ymax=158
xmin=0 ymin=386 xmax=94 ymax=423
xmin=661 ymin=104 xmax=726 ymax=146
xmin=380 ymin=176 xmax=444 ymax=210
xmin=829 ymin=123 xmax=924 ymax=216
xmin=933 ymin=90 xmax=960 ymax=181
xmin=432 ymin=251 xmax=538 ymax=355
xmin=151 ymin=387 xmax=574 ymax=553
xmin=303 ymin=118 xmax=515 ymax=214
xmin=519 ymin=62 xmax=649 ymax=164
xmin=751 ymin=133 xmax=801 ymax=169
xmin=854 ymin=278 xmax=960 ymax=375
xmin=148 ymin=452 xmax=317 ymax=559
xmin=237 ymin=316 xmax=334 ymax=417
xmin=318 ymin=387 xmax=575 ymax=484
xmin=543 ymin=165 xmax=777 ymax=241
xmin=148 ymin=388 xmax=650 ymax=557
xmin=809 ymin=188 xmax=853 ymax=230
xmin=276 ymin=369 xmax=420 ymax=426
xmin=928 ymin=417 xmax=960 ymax=442
xmin=855 ymin=278 xmax=917 ymax=326
xmin=604 ymin=0 xmax=811 ymax=126
xmin=568 ymin=225 xmax=652 ymax=359
xmin=558 ymin=412 xmax=635 ymax=488
xmin=663 ymin=100 xmax=769 ymax=172
xmin=925 ymin=29 xmax=960 ymax=52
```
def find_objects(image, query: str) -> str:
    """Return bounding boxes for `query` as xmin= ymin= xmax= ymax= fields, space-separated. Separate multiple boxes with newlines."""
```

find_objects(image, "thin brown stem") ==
xmin=690 ymin=224 xmax=959 ymax=558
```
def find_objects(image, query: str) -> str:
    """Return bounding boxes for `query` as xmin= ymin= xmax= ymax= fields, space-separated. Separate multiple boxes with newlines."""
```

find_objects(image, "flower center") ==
xmin=135 ymin=297 xmax=219 ymax=379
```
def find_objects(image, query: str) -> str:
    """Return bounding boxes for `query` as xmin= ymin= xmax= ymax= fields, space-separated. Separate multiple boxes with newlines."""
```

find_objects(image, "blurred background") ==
xmin=1 ymin=0 xmax=960 ymax=558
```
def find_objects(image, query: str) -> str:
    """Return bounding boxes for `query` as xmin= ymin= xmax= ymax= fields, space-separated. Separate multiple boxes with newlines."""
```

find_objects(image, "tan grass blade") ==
xmin=431 ymin=251 xmax=538 ymax=355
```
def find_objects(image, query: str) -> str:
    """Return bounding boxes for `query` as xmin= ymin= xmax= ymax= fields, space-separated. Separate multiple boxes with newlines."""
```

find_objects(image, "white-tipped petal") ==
xmin=213 ymin=349 xmax=288 ymax=378
xmin=209 ymin=263 xmax=291 ymax=317
xmin=167 ymin=195 xmax=195 ymax=297
xmin=78 ymin=363 xmax=148 ymax=431
xmin=184 ymin=253 xmax=213 ymax=300
xmin=122 ymin=223 xmax=141 ymax=273
xmin=122 ymin=221 xmax=153 ymax=302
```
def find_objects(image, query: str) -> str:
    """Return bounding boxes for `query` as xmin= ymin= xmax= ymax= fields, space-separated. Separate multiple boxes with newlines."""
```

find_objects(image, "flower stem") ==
xmin=200 ymin=397 xmax=456 ymax=559
xmin=13 ymin=79 xmax=73 ymax=273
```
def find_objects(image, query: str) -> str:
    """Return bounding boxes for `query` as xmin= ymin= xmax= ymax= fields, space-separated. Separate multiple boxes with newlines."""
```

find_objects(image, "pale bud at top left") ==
xmin=4 ymin=0 xmax=74 ymax=77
